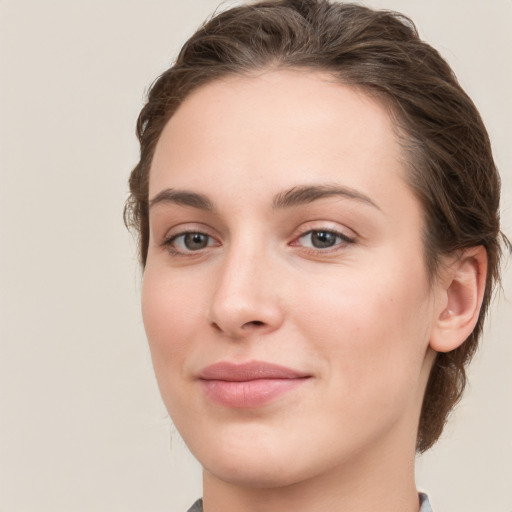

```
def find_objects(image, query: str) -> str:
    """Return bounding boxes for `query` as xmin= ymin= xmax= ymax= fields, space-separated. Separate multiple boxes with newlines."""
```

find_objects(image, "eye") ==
xmin=296 ymin=230 xmax=354 ymax=250
xmin=166 ymin=231 xmax=218 ymax=253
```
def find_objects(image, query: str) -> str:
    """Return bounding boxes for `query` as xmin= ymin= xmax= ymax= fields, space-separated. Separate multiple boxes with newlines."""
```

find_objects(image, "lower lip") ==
xmin=200 ymin=378 xmax=308 ymax=408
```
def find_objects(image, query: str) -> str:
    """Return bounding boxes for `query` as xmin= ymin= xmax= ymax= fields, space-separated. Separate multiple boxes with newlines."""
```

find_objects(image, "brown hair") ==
xmin=125 ymin=0 xmax=508 ymax=452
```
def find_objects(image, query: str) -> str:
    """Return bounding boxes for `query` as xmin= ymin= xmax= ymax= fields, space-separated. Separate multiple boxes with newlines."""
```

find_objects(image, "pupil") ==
xmin=184 ymin=233 xmax=208 ymax=250
xmin=312 ymin=231 xmax=336 ymax=248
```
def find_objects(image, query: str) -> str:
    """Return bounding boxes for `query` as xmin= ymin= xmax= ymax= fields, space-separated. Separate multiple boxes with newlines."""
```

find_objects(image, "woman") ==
xmin=125 ymin=1 xmax=507 ymax=511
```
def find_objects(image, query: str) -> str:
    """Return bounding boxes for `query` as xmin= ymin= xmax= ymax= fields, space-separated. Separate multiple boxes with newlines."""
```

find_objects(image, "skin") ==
xmin=141 ymin=70 xmax=485 ymax=512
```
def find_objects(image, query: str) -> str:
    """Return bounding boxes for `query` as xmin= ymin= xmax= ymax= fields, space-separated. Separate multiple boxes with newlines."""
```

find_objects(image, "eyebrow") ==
xmin=148 ymin=183 xmax=380 ymax=213
xmin=149 ymin=188 xmax=215 ymax=211
xmin=272 ymin=184 xmax=380 ymax=210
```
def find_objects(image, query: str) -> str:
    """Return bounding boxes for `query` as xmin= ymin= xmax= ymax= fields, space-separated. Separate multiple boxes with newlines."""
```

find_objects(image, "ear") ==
xmin=430 ymin=246 xmax=488 ymax=353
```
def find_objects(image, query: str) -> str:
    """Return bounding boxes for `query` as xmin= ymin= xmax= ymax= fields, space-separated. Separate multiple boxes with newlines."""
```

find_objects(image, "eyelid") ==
xmin=289 ymin=221 xmax=356 ymax=242
xmin=293 ymin=229 xmax=354 ymax=247
xmin=161 ymin=222 xmax=216 ymax=242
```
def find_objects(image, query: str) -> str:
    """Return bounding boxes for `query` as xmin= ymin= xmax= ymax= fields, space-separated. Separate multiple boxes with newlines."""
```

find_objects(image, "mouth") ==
xmin=198 ymin=361 xmax=312 ymax=408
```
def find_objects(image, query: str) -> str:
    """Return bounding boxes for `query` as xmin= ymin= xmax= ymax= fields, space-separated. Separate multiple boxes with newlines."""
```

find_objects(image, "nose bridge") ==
xmin=208 ymin=233 xmax=283 ymax=337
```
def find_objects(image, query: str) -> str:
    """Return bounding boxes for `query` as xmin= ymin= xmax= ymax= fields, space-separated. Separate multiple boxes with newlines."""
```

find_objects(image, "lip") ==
xmin=198 ymin=361 xmax=311 ymax=408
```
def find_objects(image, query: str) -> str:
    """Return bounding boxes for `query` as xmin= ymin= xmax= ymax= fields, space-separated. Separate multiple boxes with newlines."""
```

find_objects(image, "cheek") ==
xmin=141 ymin=266 xmax=204 ymax=383
xmin=293 ymin=259 xmax=433 ymax=399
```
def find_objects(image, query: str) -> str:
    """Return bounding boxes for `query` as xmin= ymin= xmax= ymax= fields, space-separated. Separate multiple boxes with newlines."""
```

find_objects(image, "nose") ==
xmin=207 ymin=243 xmax=284 ymax=339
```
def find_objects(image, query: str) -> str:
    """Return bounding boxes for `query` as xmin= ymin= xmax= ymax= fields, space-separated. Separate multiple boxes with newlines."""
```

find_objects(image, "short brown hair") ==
xmin=125 ymin=0 xmax=508 ymax=452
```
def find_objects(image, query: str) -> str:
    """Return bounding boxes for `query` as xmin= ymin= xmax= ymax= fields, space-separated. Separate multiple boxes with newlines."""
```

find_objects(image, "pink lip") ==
xmin=198 ymin=361 xmax=311 ymax=408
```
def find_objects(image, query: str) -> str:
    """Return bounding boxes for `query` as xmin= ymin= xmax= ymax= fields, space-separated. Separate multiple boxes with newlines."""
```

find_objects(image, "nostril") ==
xmin=211 ymin=322 xmax=222 ymax=332
xmin=246 ymin=320 xmax=264 ymax=327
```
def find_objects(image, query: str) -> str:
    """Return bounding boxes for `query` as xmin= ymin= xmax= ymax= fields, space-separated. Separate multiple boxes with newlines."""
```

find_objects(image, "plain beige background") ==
xmin=0 ymin=1 xmax=510 ymax=511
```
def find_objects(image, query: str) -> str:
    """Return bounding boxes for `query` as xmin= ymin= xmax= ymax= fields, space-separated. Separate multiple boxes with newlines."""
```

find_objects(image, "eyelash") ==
xmin=162 ymin=231 xmax=219 ymax=256
xmin=292 ymin=229 xmax=356 ymax=252
xmin=161 ymin=228 xmax=356 ymax=256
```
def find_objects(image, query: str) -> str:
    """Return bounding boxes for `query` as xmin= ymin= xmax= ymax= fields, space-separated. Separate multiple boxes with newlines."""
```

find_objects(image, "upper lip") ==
xmin=198 ymin=361 xmax=310 ymax=382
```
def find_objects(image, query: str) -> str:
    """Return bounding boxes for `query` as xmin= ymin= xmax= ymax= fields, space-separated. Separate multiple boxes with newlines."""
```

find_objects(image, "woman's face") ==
xmin=142 ymin=70 xmax=442 ymax=488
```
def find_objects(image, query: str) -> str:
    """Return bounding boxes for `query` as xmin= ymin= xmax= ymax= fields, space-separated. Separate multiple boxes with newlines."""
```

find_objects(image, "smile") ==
xmin=198 ymin=361 xmax=311 ymax=408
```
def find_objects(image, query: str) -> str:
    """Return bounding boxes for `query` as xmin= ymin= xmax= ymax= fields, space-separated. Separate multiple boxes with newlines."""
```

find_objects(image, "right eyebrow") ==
xmin=149 ymin=188 xmax=215 ymax=211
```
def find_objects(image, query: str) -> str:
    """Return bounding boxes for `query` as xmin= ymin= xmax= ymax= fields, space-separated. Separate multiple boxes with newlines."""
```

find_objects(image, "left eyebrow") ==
xmin=272 ymin=184 xmax=381 ymax=211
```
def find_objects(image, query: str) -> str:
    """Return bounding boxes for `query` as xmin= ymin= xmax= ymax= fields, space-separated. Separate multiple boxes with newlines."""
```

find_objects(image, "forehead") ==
xmin=149 ymin=70 xmax=410 ymax=211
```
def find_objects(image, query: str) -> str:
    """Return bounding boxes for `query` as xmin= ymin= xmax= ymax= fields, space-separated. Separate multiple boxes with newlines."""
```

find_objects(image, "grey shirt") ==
xmin=187 ymin=492 xmax=433 ymax=511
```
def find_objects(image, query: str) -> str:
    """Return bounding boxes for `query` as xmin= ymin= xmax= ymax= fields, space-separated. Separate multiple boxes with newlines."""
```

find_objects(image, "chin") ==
xmin=188 ymin=424 xmax=356 ymax=492
xmin=181 ymin=422 xmax=314 ymax=488
xmin=202 ymin=453 xmax=312 ymax=489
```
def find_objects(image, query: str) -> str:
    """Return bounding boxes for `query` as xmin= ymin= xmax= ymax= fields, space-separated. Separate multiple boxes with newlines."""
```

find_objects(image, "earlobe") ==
xmin=429 ymin=246 xmax=488 ymax=353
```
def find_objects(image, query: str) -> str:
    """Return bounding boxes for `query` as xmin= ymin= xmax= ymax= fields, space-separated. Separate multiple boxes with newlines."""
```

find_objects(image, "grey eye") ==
xmin=309 ymin=231 xmax=338 ymax=248
xmin=296 ymin=229 xmax=353 ymax=250
xmin=182 ymin=233 xmax=210 ymax=250
xmin=169 ymin=232 xmax=214 ymax=252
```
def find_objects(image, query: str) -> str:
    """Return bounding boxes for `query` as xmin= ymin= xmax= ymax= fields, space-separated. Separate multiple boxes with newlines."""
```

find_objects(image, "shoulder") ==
xmin=419 ymin=492 xmax=433 ymax=512
xmin=186 ymin=498 xmax=203 ymax=512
